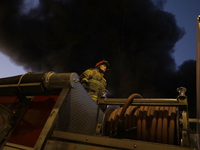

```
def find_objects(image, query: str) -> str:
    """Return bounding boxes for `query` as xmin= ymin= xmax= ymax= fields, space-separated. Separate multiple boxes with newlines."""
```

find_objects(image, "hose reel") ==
xmin=103 ymin=105 xmax=178 ymax=144
xmin=100 ymin=88 xmax=190 ymax=147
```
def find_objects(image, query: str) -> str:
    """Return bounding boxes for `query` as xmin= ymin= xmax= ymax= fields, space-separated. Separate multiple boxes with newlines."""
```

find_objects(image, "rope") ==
xmin=17 ymin=71 xmax=36 ymax=94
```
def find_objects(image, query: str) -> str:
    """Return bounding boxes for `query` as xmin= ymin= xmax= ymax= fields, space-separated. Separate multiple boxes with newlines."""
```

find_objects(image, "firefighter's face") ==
xmin=99 ymin=64 xmax=107 ymax=73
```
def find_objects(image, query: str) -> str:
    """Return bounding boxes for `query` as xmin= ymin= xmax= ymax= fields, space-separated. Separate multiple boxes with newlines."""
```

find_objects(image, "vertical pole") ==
xmin=34 ymin=88 xmax=69 ymax=150
xmin=196 ymin=15 xmax=200 ymax=149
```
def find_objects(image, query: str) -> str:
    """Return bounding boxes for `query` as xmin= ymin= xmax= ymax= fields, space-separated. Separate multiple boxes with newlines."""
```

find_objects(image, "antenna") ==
xmin=196 ymin=15 xmax=200 ymax=149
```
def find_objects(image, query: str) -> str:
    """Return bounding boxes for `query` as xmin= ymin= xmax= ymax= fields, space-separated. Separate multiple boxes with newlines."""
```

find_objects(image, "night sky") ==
xmin=0 ymin=0 xmax=198 ymax=116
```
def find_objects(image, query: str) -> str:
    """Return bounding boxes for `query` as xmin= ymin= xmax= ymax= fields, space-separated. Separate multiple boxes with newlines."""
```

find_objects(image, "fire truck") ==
xmin=0 ymin=16 xmax=199 ymax=150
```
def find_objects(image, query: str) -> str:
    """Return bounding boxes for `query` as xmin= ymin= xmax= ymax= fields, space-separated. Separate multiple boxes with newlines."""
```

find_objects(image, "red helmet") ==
xmin=95 ymin=60 xmax=110 ymax=68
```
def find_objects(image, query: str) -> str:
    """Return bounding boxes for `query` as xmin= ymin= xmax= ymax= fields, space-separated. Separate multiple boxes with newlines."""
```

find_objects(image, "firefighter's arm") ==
xmin=79 ymin=69 xmax=93 ymax=88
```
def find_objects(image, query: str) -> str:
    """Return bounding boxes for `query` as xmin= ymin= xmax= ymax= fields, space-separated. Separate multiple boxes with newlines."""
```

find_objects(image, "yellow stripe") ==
xmin=89 ymin=94 xmax=97 ymax=98
xmin=82 ymin=78 xmax=89 ymax=82
xmin=89 ymin=94 xmax=98 ymax=101
xmin=88 ymin=79 xmax=105 ymax=89
xmin=88 ymin=70 xmax=93 ymax=77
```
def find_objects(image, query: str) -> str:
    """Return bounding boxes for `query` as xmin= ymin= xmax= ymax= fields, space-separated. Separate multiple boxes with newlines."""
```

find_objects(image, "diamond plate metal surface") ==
xmin=57 ymin=83 xmax=103 ymax=135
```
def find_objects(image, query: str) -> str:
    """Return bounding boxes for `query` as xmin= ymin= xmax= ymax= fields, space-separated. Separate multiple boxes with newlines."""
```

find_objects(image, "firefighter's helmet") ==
xmin=95 ymin=60 xmax=110 ymax=69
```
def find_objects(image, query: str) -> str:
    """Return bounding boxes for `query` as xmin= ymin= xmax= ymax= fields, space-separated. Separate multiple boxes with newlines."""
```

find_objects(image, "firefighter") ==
xmin=79 ymin=60 xmax=109 ymax=103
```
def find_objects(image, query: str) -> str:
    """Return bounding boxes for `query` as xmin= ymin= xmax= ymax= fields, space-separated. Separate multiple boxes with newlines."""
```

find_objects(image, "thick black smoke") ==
xmin=0 ymin=0 xmax=196 ymax=112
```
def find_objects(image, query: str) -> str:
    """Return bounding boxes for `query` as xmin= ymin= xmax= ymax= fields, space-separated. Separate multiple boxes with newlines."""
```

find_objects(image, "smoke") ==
xmin=0 ymin=0 xmax=195 ymax=108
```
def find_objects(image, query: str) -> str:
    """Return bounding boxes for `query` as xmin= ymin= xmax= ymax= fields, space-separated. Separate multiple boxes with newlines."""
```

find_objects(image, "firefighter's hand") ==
xmin=101 ymin=89 xmax=109 ymax=98
xmin=103 ymin=89 xmax=109 ymax=94
xmin=81 ymin=82 xmax=87 ymax=88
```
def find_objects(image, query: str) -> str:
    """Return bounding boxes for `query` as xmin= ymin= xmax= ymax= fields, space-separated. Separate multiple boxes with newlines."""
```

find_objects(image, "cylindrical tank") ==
xmin=0 ymin=71 xmax=79 ymax=96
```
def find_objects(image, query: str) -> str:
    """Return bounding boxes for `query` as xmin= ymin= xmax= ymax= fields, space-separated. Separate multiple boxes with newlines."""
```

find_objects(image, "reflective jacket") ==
xmin=80 ymin=68 xmax=107 ymax=102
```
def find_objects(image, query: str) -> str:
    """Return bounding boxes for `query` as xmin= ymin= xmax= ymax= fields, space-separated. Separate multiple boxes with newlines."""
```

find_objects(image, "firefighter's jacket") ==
xmin=80 ymin=68 xmax=107 ymax=102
